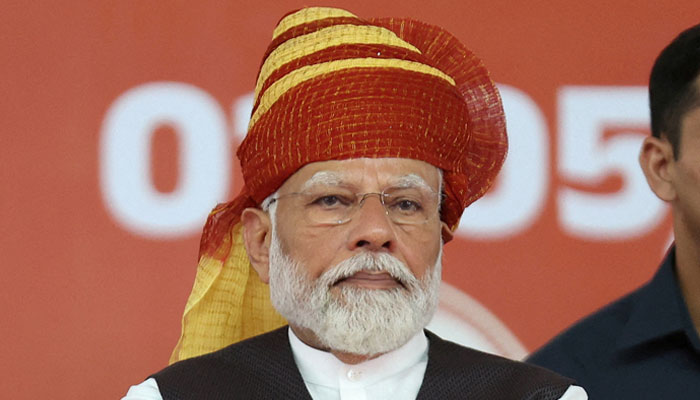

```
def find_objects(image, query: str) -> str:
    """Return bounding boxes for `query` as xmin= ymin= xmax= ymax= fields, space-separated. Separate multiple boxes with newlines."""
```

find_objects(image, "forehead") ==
xmin=279 ymin=158 xmax=441 ymax=191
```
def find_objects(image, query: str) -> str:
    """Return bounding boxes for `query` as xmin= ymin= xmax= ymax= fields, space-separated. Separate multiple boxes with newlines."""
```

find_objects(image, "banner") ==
xmin=2 ymin=1 xmax=697 ymax=398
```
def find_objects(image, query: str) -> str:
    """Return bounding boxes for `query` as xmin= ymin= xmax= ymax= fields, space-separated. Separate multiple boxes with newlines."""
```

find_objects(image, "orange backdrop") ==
xmin=2 ymin=1 xmax=698 ymax=398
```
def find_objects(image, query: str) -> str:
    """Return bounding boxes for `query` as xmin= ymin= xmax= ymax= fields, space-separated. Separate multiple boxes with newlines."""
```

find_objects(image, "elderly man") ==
xmin=124 ymin=7 xmax=586 ymax=399
xmin=528 ymin=23 xmax=700 ymax=399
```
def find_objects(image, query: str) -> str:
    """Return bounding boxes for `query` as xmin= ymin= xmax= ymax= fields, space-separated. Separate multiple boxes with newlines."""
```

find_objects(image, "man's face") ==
xmin=670 ymin=102 xmax=700 ymax=244
xmin=272 ymin=157 xmax=445 ymax=285
xmin=266 ymin=158 xmax=446 ymax=355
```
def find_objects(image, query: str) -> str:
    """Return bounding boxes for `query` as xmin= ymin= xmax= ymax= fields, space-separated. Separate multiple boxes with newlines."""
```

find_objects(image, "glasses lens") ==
xmin=300 ymin=186 xmax=356 ymax=225
xmin=383 ymin=186 xmax=439 ymax=224
xmin=292 ymin=185 xmax=440 ymax=226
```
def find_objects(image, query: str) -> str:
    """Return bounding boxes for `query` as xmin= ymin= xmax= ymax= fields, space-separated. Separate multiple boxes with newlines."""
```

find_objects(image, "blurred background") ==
xmin=2 ymin=1 xmax=697 ymax=398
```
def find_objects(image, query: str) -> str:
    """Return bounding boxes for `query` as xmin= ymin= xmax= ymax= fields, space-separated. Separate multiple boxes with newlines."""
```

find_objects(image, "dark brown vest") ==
xmin=153 ymin=327 xmax=574 ymax=399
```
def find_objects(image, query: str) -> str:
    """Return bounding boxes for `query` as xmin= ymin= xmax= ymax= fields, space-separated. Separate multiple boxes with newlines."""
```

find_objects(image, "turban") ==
xmin=170 ymin=6 xmax=507 ymax=363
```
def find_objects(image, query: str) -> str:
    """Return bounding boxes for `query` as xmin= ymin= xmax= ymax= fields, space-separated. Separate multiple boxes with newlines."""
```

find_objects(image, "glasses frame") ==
xmin=267 ymin=185 xmax=443 ymax=226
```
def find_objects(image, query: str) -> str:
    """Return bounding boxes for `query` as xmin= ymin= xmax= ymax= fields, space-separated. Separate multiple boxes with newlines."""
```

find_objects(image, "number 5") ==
xmin=557 ymin=86 xmax=666 ymax=239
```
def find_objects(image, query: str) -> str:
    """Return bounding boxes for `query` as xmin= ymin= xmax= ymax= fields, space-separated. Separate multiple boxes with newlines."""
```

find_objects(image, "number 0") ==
xmin=99 ymin=82 xmax=231 ymax=237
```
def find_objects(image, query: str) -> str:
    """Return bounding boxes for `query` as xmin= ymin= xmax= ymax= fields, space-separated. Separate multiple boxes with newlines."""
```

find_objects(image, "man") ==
xmin=124 ymin=7 xmax=586 ymax=399
xmin=528 ymin=23 xmax=700 ymax=398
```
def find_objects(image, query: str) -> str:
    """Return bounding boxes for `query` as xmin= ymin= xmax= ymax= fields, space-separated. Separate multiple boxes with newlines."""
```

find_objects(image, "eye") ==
xmin=390 ymin=198 xmax=423 ymax=214
xmin=311 ymin=194 xmax=353 ymax=208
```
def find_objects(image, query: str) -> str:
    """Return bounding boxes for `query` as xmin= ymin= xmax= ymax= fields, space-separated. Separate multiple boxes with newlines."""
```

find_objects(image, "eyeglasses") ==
xmin=268 ymin=185 xmax=442 ymax=226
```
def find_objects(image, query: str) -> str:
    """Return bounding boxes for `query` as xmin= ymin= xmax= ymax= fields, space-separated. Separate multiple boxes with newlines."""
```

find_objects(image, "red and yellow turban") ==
xmin=170 ymin=6 xmax=507 ymax=363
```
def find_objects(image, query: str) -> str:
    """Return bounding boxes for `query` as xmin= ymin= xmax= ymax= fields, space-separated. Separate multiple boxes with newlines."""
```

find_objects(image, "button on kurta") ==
xmin=347 ymin=369 xmax=363 ymax=381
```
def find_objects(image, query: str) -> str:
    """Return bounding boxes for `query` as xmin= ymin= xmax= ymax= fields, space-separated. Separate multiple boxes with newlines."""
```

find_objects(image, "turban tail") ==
xmin=170 ymin=7 xmax=507 ymax=363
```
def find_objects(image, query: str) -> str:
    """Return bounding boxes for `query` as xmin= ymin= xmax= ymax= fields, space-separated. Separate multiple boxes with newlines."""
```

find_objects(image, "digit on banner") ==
xmin=458 ymin=84 xmax=548 ymax=239
xmin=557 ymin=86 xmax=666 ymax=239
xmin=100 ymin=82 xmax=230 ymax=238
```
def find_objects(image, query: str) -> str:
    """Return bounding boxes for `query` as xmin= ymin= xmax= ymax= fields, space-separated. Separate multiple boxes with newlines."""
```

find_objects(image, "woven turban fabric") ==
xmin=169 ymin=6 xmax=507 ymax=363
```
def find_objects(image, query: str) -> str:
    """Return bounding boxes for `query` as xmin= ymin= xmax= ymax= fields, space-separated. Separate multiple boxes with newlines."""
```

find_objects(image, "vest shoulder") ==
xmin=422 ymin=331 xmax=574 ymax=399
xmin=160 ymin=327 xmax=290 ymax=372
xmin=427 ymin=331 xmax=565 ymax=374
xmin=151 ymin=327 xmax=306 ymax=399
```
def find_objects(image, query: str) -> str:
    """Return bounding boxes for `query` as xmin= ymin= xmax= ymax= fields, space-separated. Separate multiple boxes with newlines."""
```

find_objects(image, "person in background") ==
xmin=123 ymin=7 xmax=586 ymax=399
xmin=528 ymin=23 xmax=700 ymax=399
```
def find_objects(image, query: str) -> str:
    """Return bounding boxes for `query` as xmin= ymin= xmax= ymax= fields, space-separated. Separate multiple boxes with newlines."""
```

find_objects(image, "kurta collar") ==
xmin=288 ymin=327 xmax=428 ymax=389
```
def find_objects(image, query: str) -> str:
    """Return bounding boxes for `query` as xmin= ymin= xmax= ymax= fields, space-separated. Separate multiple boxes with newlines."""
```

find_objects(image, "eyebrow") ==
xmin=393 ymin=174 xmax=434 ymax=191
xmin=301 ymin=171 xmax=434 ymax=191
xmin=301 ymin=171 xmax=344 ymax=191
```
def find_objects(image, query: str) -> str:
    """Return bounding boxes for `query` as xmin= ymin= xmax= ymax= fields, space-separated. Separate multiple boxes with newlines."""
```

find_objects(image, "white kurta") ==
xmin=122 ymin=327 xmax=588 ymax=400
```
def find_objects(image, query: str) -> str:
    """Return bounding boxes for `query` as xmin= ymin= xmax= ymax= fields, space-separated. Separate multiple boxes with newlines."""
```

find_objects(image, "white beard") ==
xmin=267 ymin=227 xmax=442 ymax=356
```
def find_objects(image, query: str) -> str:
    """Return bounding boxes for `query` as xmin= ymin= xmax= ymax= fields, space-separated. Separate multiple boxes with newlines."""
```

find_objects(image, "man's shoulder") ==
xmin=151 ymin=327 xmax=308 ymax=399
xmin=527 ymin=282 xmax=646 ymax=376
xmin=427 ymin=331 xmax=570 ymax=377
xmin=422 ymin=331 xmax=575 ymax=398
xmin=425 ymin=330 xmax=525 ymax=365
xmin=159 ymin=326 xmax=290 ymax=373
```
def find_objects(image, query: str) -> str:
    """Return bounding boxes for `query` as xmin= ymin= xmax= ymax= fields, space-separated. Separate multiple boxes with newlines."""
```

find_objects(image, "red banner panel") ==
xmin=2 ymin=1 xmax=696 ymax=398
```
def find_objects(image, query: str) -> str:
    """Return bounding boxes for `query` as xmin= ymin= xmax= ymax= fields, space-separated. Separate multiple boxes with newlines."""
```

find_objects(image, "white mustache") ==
xmin=318 ymin=252 xmax=419 ymax=289
xmin=267 ymin=225 xmax=442 ymax=355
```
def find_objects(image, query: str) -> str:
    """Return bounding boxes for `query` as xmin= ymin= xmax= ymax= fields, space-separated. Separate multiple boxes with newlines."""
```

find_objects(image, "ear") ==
xmin=241 ymin=207 xmax=272 ymax=283
xmin=440 ymin=221 xmax=454 ymax=243
xmin=639 ymin=136 xmax=676 ymax=202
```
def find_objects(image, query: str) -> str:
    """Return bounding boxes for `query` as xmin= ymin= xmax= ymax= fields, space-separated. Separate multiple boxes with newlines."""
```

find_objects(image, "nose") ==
xmin=346 ymin=195 xmax=396 ymax=252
